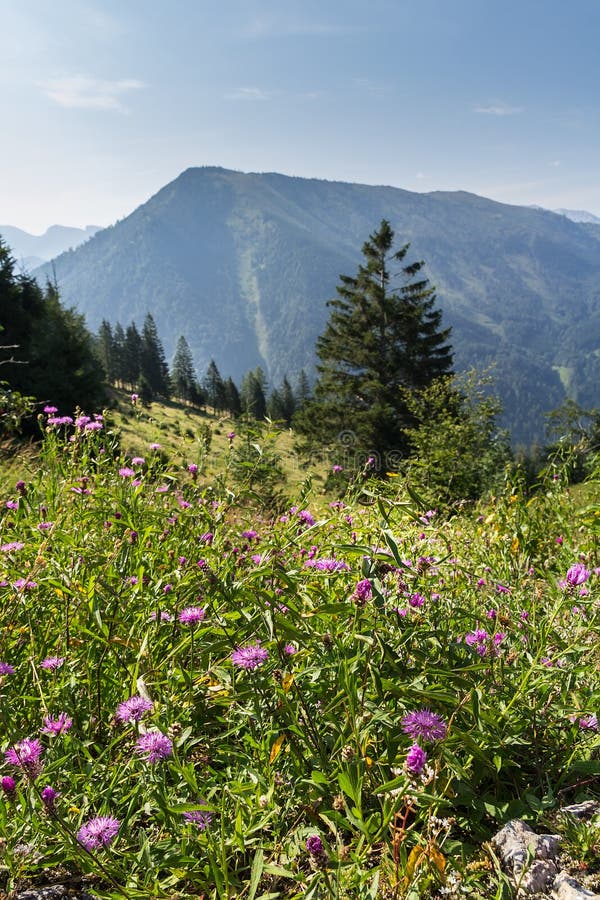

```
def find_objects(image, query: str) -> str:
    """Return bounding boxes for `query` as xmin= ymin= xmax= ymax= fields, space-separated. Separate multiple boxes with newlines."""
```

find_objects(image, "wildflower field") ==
xmin=1 ymin=409 xmax=599 ymax=899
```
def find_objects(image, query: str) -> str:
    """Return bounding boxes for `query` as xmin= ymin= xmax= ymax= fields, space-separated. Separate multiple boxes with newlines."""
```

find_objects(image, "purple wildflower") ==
xmin=41 ymin=713 xmax=73 ymax=735
xmin=306 ymin=834 xmax=324 ymax=856
xmin=13 ymin=578 xmax=37 ymax=590
xmin=41 ymin=785 xmax=59 ymax=809
xmin=304 ymin=558 xmax=350 ymax=572
xmin=183 ymin=802 xmax=213 ymax=829
xmin=565 ymin=563 xmax=590 ymax=587
xmin=77 ymin=815 xmax=120 ymax=851
xmin=178 ymin=606 xmax=205 ymax=625
xmin=353 ymin=579 xmax=372 ymax=602
xmin=231 ymin=642 xmax=269 ymax=671
xmin=47 ymin=416 xmax=73 ymax=426
xmin=150 ymin=443 xmax=162 ymax=450
xmin=135 ymin=730 xmax=173 ymax=763
xmin=297 ymin=509 xmax=315 ymax=526
xmin=5 ymin=738 xmax=43 ymax=778
xmin=578 ymin=714 xmax=598 ymax=731
xmin=402 ymin=709 xmax=447 ymax=742
xmin=40 ymin=656 xmax=65 ymax=671
xmin=149 ymin=610 xmax=173 ymax=622
xmin=405 ymin=743 xmax=427 ymax=775
xmin=44 ymin=405 xmax=58 ymax=414
xmin=1 ymin=541 xmax=24 ymax=552
xmin=37 ymin=521 xmax=53 ymax=531
xmin=284 ymin=643 xmax=297 ymax=655
xmin=332 ymin=464 xmax=343 ymax=473
xmin=0 ymin=662 xmax=15 ymax=675
xmin=242 ymin=529 xmax=258 ymax=540
xmin=116 ymin=695 xmax=153 ymax=724
xmin=119 ymin=467 xmax=135 ymax=478
xmin=465 ymin=629 xmax=489 ymax=656
xmin=1 ymin=776 xmax=16 ymax=796
xmin=188 ymin=463 xmax=198 ymax=474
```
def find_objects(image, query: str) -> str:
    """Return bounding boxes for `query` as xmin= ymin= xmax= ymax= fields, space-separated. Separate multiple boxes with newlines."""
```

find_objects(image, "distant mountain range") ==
xmin=8 ymin=167 xmax=600 ymax=445
xmin=0 ymin=224 xmax=100 ymax=270
xmin=554 ymin=209 xmax=600 ymax=225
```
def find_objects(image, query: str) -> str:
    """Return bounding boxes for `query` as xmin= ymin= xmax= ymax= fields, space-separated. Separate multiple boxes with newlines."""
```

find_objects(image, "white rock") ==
xmin=553 ymin=871 xmax=600 ymax=900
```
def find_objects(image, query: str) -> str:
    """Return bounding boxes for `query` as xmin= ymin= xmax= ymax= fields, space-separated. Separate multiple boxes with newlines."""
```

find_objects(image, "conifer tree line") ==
xmin=94 ymin=316 xmax=310 ymax=424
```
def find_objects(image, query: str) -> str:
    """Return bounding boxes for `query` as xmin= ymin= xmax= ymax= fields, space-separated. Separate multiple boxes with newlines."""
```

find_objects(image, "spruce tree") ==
xmin=0 ymin=239 xmax=104 ymax=418
xmin=224 ymin=377 xmax=241 ymax=417
xmin=96 ymin=320 xmax=115 ymax=383
xmin=203 ymin=360 xmax=226 ymax=413
xmin=296 ymin=220 xmax=452 ymax=471
xmin=171 ymin=335 xmax=197 ymax=402
xmin=123 ymin=322 xmax=142 ymax=391
xmin=140 ymin=313 xmax=170 ymax=399
xmin=112 ymin=322 xmax=126 ymax=387
xmin=241 ymin=367 xmax=267 ymax=420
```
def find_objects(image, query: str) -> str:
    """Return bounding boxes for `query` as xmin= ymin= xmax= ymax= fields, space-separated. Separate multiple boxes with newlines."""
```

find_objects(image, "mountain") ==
xmin=33 ymin=167 xmax=600 ymax=446
xmin=554 ymin=209 xmax=600 ymax=225
xmin=0 ymin=224 xmax=101 ymax=270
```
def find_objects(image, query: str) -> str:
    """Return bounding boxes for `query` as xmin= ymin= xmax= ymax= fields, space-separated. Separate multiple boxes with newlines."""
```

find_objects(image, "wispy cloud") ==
xmin=38 ymin=75 xmax=144 ymax=112
xmin=244 ymin=16 xmax=363 ymax=39
xmin=474 ymin=102 xmax=524 ymax=116
xmin=224 ymin=86 xmax=275 ymax=101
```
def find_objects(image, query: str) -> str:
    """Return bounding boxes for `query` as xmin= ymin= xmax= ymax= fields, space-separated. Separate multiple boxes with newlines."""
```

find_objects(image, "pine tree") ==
xmin=0 ymin=239 xmax=104 ymax=420
xmin=123 ymin=322 xmax=142 ymax=391
xmin=280 ymin=376 xmax=296 ymax=426
xmin=224 ymin=377 xmax=242 ymax=417
xmin=241 ymin=367 xmax=267 ymax=420
xmin=171 ymin=335 xmax=197 ymax=402
xmin=295 ymin=369 xmax=312 ymax=410
xmin=296 ymin=220 xmax=452 ymax=471
xmin=203 ymin=360 xmax=226 ymax=413
xmin=96 ymin=320 xmax=115 ymax=383
xmin=140 ymin=313 xmax=170 ymax=400
xmin=112 ymin=322 xmax=126 ymax=387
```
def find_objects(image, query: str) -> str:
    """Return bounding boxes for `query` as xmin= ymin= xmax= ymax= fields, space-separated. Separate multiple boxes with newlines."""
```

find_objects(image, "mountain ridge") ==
xmin=28 ymin=167 xmax=600 ymax=445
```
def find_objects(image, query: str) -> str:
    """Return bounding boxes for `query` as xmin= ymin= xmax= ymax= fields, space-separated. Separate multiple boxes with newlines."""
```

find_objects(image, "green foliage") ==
xmin=171 ymin=335 xmax=200 ymax=403
xmin=0 ymin=240 xmax=105 ymax=419
xmin=296 ymin=220 xmax=452 ymax=473
xmin=1 ymin=397 xmax=600 ymax=898
xmin=400 ymin=372 xmax=512 ymax=508
xmin=0 ymin=381 xmax=35 ymax=438
xmin=32 ymin=167 xmax=600 ymax=446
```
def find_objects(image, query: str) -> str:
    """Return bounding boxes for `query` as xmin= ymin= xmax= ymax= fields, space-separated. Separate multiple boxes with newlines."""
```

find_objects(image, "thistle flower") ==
xmin=231 ymin=642 xmax=269 ymax=671
xmin=41 ymin=713 xmax=73 ymax=735
xmin=116 ymin=695 xmax=153 ymax=724
xmin=306 ymin=834 xmax=324 ymax=856
xmin=135 ymin=730 xmax=173 ymax=763
xmin=183 ymin=802 xmax=213 ymax=829
xmin=0 ymin=662 xmax=15 ymax=675
xmin=1 ymin=776 xmax=16 ymax=796
xmin=405 ymin=743 xmax=427 ymax=775
xmin=77 ymin=815 xmax=120 ymax=851
xmin=564 ymin=563 xmax=590 ymax=587
xmin=40 ymin=656 xmax=65 ymax=671
xmin=178 ymin=606 xmax=205 ymax=625
xmin=402 ymin=709 xmax=447 ymax=742
xmin=41 ymin=785 xmax=59 ymax=809
xmin=5 ymin=738 xmax=43 ymax=778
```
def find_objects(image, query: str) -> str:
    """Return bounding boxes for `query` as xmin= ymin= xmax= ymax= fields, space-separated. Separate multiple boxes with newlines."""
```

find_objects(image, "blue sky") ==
xmin=3 ymin=0 xmax=600 ymax=232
